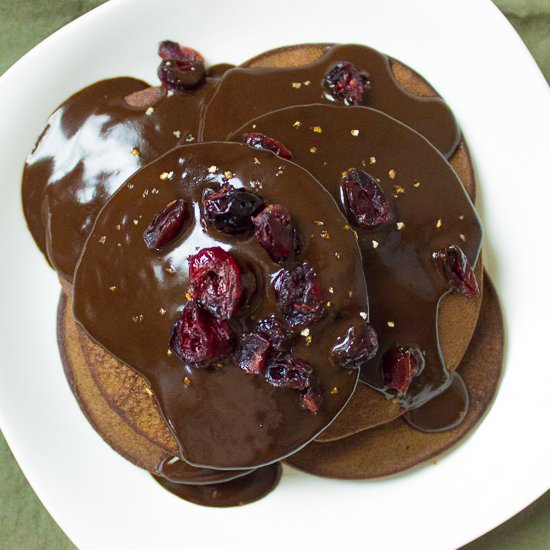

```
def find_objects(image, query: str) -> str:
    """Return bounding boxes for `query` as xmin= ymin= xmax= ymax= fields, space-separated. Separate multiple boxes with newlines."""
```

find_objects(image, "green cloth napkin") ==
xmin=0 ymin=0 xmax=548 ymax=547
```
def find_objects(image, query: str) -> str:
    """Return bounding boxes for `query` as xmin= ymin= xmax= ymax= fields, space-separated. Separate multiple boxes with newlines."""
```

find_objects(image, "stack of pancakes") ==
xmin=23 ymin=43 xmax=504 ymax=506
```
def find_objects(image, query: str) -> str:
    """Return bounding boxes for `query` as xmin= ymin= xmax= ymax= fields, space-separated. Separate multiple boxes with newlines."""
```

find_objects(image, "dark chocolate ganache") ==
xmin=229 ymin=105 xmax=481 ymax=416
xmin=155 ymin=455 xmax=252 ymax=485
xmin=153 ymin=462 xmax=282 ymax=507
xmin=73 ymin=142 xmax=369 ymax=470
xmin=202 ymin=44 xmax=459 ymax=158
xmin=22 ymin=72 xmax=223 ymax=281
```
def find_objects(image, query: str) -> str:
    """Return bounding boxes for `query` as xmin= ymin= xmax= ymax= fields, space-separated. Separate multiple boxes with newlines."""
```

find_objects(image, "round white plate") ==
xmin=0 ymin=0 xmax=548 ymax=548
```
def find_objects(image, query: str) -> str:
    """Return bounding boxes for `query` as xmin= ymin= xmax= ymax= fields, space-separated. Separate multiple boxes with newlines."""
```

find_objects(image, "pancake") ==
xmin=202 ymin=44 xmax=459 ymax=159
xmin=244 ymin=43 xmax=476 ymax=201
xmin=22 ymin=69 xmax=225 ymax=282
xmin=73 ymin=142 xmax=369 ymax=470
xmin=286 ymin=275 xmax=503 ymax=478
xmin=58 ymin=289 xmax=170 ymax=472
xmin=58 ymin=288 xmax=255 ymax=485
xmin=229 ymin=104 xmax=482 ymax=439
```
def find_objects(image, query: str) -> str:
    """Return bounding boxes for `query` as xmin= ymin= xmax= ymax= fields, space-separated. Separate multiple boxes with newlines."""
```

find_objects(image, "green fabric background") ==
xmin=0 ymin=0 xmax=548 ymax=547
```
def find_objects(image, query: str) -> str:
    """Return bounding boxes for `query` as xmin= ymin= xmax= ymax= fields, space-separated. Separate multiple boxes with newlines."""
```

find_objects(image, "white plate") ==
xmin=0 ymin=0 xmax=548 ymax=548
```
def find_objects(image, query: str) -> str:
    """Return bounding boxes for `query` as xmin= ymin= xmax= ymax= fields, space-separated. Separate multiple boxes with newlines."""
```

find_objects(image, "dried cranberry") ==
xmin=433 ymin=245 xmax=479 ymax=298
xmin=143 ymin=199 xmax=188 ymax=250
xmin=157 ymin=40 xmax=206 ymax=91
xmin=341 ymin=168 xmax=394 ymax=229
xmin=264 ymin=353 xmax=313 ymax=391
xmin=273 ymin=262 xmax=327 ymax=327
xmin=158 ymin=60 xmax=205 ymax=91
xmin=158 ymin=41 xmax=204 ymax=64
xmin=241 ymin=133 xmax=292 ymax=160
xmin=332 ymin=323 xmax=379 ymax=369
xmin=237 ymin=333 xmax=270 ymax=375
xmin=382 ymin=346 xmax=425 ymax=395
xmin=323 ymin=62 xmax=369 ymax=106
xmin=169 ymin=302 xmax=234 ymax=367
xmin=202 ymin=186 xmax=264 ymax=234
xmin=188 ymin=247 xmax=242 ymax=319
xmin=256 ymin=316 xmax=294 ymax=351
xmin=252 ymin=204 xmax=298 ymax=262
xmin=300 ymin=386 xmax=323 ymax=414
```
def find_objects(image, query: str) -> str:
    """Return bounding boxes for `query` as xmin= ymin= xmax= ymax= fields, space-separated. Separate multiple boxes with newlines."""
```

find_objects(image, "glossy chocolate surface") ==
xmin=153 ymin=463 xmax=281 ymax=507
xmin=202 ymin=44 xmax=459 ymax=157
xmin=22 ymin=76 xmax=219 ymax=281
xmin=73 ymin=142 xmax=368 ymax=469
xmin=156 ymin=456 xmax=251 ymax=485
xmin=229 ymin=105 xmax=481 ymax=412
xmin=404 ymin=372 xmax=469 ymax=432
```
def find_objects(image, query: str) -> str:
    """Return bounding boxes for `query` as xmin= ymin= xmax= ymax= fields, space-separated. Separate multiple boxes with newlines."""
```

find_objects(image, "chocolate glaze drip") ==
xmin=403 ymin=372 xmax=469 ymax=432
xmin=153 ymin=463 xmax=282 ymax=507
xmin=73 ymin=142 xmax=368 ymax=469
xmin=156 ymin=456 xmax=251 ymax=485
xmin=229 ymin=105 xmax=481 ymax=412
xmin=202 ymin=44 xmax=459 ymax=158
xmin=22 ymin=74 xmax=224 ymax=281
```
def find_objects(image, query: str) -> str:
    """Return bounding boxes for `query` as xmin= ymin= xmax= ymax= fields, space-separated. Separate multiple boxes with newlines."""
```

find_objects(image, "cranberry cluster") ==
xmin=202 ymin=179 xmax=299 ymax=264
xmin=169 ymin=247 xmax=240 ymax=366
xmin=236 ymin=318 xmax=323 ymax=413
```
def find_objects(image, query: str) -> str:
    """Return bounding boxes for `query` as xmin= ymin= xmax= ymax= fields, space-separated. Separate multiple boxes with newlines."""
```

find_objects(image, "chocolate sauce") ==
xmin=202 ymin=44 xmax=459 ymax=158
xmin=22 ymin=75 xmax=221 ymax=281
xmin=156 ymin=456 xmax=251 ymax=485
xmin=73 ymin=142 xmax=368 ymax=469
xmin=153 ymin=463 xmax=281 ymax=507
xmin=403 ymin=372 xmax=469 ymax=432
xmin=229 ymin=105 xmax=481 ymax=412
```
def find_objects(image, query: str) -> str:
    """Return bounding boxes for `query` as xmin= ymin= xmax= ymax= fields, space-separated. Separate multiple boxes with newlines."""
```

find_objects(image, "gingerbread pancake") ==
xmin=58 ymin=289 xmax=255 ymax=485
xmin=22 ymin=71 xmax=223 ymax=282
xmin=73 ymin=142 xmax=370 ymax=470
xmin=286 ymin=275 xmax=503 ymax=478
xmin=230 ymin=105 xmax=482 ymax=440
xmin=243 ymin=43 xmax=476 ymax=201
xmin=203 ymin=44 xmax=459 ymax=159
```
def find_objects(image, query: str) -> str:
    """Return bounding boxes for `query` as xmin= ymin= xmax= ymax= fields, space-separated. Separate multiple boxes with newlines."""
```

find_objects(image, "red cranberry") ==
xmin=143 ymin=199 xmax=188 ymax=250
xmin=273 ymin=262 xmax=327 ymax=327
xmin=241 ymin=133 xmax=292 ymax=160
xmin=252 ymin=204 xmax=298 ymax=262
xmin=188 ymin=247 xmax=242 ymax=320
xmin=382 ymin=346 xmax=425 ymax=395
xmin=237 ymin=333 xmax=270 ymax=375
xmin=264 ymin=353 xmax=313 ymax=391
xmin=300 ymin=386 xmax=323 ymax=414
xmin=169 ymin=302 xmax=234 ymax=367
xmin=157 ymin=40 xmax=206 ymax=91
xmin=341 ymin=168 xmax=394 ymax=229
xmin=332 ymin=323 xmax=378 ymax=369
xmin=158 ymin=41 xmax=204 ymax=64
xmin=323 ymin=62 xmax=369 ymax=106
xmin=256 ymin=316 xmax=294 ymax=352
xmin=433 ymin=245 xmax=479 ymax=298
xmin=202 ymin=186 xmax=264 ymax=234
xmin=158 ymin=60 xmax=205 ymax=91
